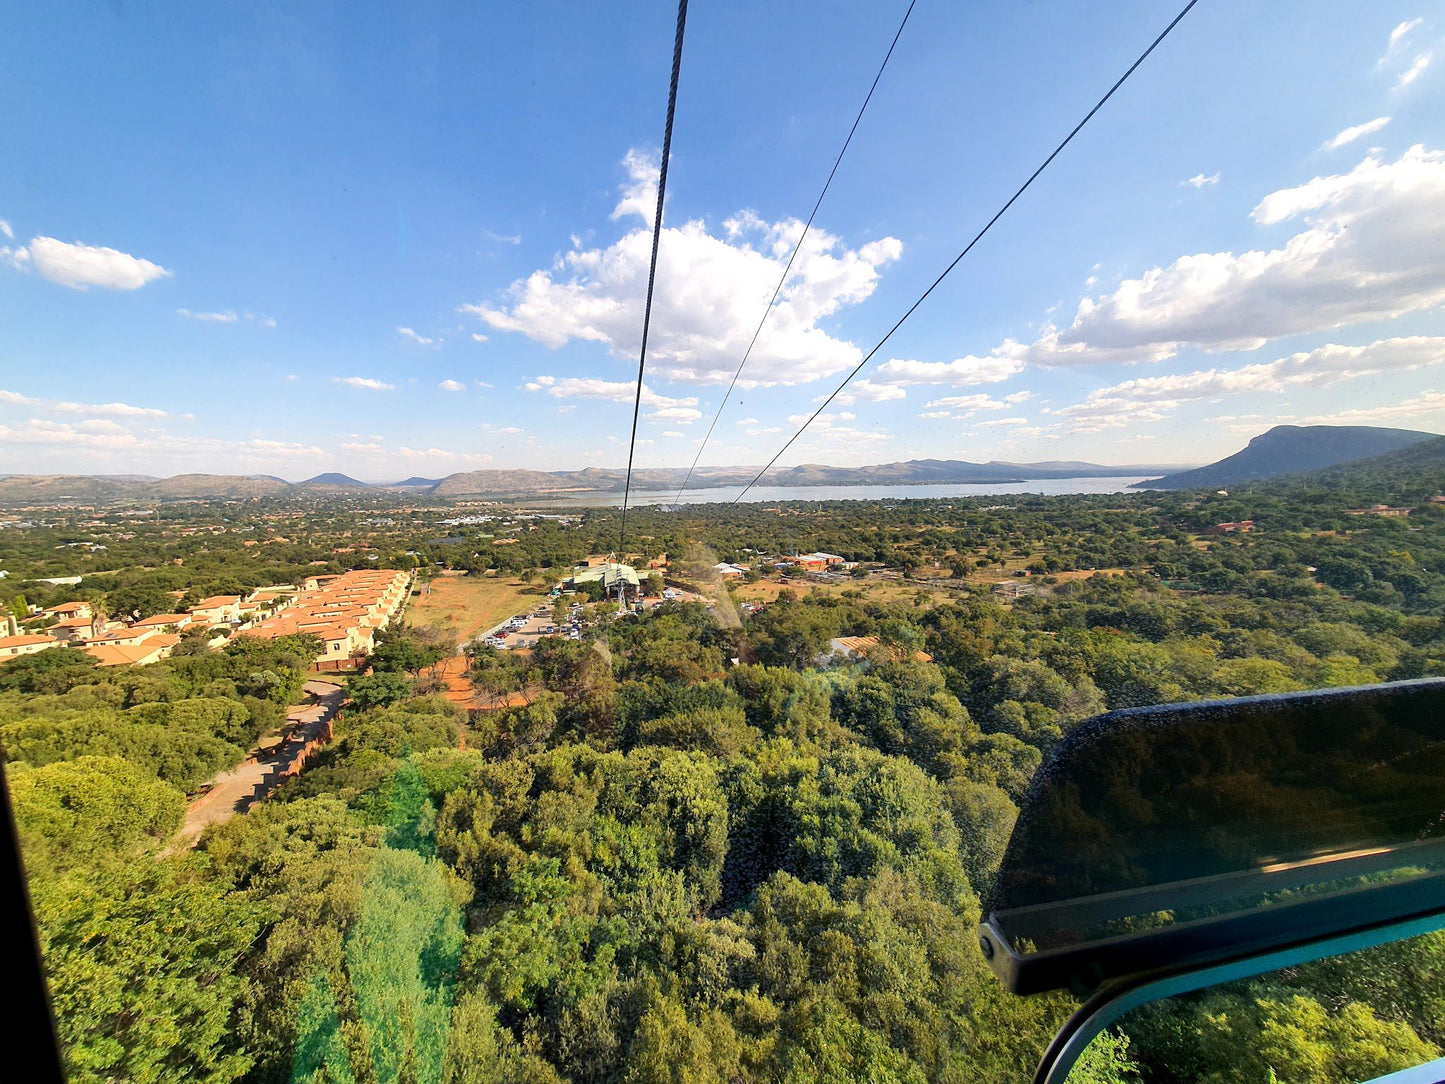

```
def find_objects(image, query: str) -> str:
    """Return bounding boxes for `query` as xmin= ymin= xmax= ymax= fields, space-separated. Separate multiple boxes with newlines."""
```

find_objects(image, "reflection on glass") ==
xmin=989 ymin=680 xmax=1445 ymax=963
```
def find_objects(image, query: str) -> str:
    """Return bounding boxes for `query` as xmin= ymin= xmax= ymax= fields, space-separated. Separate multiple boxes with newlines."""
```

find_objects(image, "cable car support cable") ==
xmin=669 ymin=0 xmax=917 ymax=511
xmin=620 ymin=0 xmax=690 ymax=552
xmin=729 ymin=0 xmax=1200 ymax=506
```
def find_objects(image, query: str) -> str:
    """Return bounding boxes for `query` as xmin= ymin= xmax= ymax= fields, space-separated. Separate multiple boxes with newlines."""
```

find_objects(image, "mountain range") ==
xmin=1133 ymin=425 xmax=1440 ymax=490
xmin=5 ymin=424 xmax=1438 ymax=504
xmin=0 ymin=458 xmax=1183 ymax=504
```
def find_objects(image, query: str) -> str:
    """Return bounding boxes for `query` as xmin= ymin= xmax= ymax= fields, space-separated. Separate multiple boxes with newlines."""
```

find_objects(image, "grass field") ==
xmin=407 ymin=573 xmax=541 ymax=646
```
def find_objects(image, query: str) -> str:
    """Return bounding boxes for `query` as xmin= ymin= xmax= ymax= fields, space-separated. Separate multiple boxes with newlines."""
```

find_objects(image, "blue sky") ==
xmin=2 ymin=0 xmax=1443 ymax=481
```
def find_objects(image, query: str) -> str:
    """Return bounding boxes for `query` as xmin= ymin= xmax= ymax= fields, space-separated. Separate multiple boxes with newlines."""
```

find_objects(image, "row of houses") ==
xmin=712 ymin=552 xmax=853 ymax=580
xmin=244 ymin=568 xmax=412 ymax=664
xmin=0 ymin=573 xmax=407 ymax=669
xmin=0 ymin=592 xmax=251 ymax=667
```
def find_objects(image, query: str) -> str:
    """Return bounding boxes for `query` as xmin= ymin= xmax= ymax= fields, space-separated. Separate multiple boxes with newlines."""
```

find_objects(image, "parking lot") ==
xmin=476 ymin=599 xmax=582 ymax=650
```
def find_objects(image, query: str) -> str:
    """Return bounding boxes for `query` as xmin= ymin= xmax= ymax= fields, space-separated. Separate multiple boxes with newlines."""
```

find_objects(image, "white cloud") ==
xmin=523 ymin=375 xmax=700 ymax=422
xmin=53 ymin=400 xmax=168 ymax=418
xmin=462 ymin=149 xmax=902 ymax=387
xmin=471 ymin=333 xmax=489 ymax=342
xmin=978 ymin=417 xmax=1030 ymax=428
xmin=475 ymin=381 xmax=494 ymax=389
xmin=612 ymin=148 xmax=663 ymax=223
xmin=1056 ymin=335 xmax=1445 ymax=432
xmin=1385 ymin=18 xmax=1424 ymax=60
xmin=0 ymin=219 xmax=12 ymax=240
xmin=1324 ymin=116 xmax=1391 ymax=150
xmin=661 ymin=430 xmax=685 ymax=438
xmin=826 ymin=379 xmax=906 ymax=405
xmin=1184 ymin=172 xmax=1221 ymax=188
xmin=5 ymin=235 xmax=171 ymax=290
xmin=397 ymin=446 xmax=494 ymax=464
xmin=650 ymin=405 xmax=704 ymax=423
xmin=397 ymin=327 xmax=437 ymax=346
xmin=493 ymin=426 xmax=523 ymax=435
xmin=284 ymin=374 xmax=300 ymax=383
xmin=0 ymin=418 xmax=143 ymax=450
xmin=1004 ymin=390 xmax=1032 ymax=404
xmin=1013 ymin=146 xmax=1445 ymax=366
xmin=736 ymin=417 xmax=759 ymax=425
xmin=0 ymin=389 xmax=168 ymax=418
xmin=178 ymin=308 xmax=238 ymax=323
xmin=875 ymin=348 xmax=1026 ymax=386
xmin=484 ymin=230 xmax=523 ymax=245
xmin=785 ymin=412 xmax=894 ymax=449
xmin=438 ymin=379 xmax=465 ymax=392
xmin=332 ymin=376 xmax=395 ymax=391
xmin=1295 ymin=390 xmax=1445 ymax=426
xmin=921 ymin=393 xmax=1012 ymax=419
xmin=1395 ymin=51 xmax=1433 ymax=90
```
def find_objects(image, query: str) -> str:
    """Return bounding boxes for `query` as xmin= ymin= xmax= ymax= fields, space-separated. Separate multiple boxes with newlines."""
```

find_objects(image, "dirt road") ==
xmin=170 ymin=679 xmax=344 ymax=850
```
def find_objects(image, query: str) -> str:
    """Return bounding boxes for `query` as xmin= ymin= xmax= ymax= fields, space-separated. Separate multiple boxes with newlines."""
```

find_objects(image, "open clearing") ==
xmin=408 ymin=572 xmax=540 ymax=646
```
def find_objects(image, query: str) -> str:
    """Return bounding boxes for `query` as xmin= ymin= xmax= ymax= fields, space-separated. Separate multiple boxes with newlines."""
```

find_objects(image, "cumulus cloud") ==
xmin=1184 ymin=172 xmax=1221 ymax=188
xmin=397 ymin=327 xmax=437 ymax=345
xmin=332 ymin=376 xmax=395 ymax=391
xmin=1290 ymin=389 xmax=1445 ymax=426
xmin=523 ymin=375 xmax=702 ymax=421
xmin=0 ymin=389 xmax=168 ymax=418
xmin=0 ymin=219 xmax=12 ymax=240
xmin=0 ymin=418 xmax=143 ymax=450
xmin=661 ymin=430 xmax=685 ymax=438
xmin=918 ymin=394 xmax=1014 ymax=420
xmin=875 ymin=348 xmax=1026 ymax=386
xmin=826 ymin=379 xmax=906 ymax=405
xmin=3 ymin=235 xmax=171 ymax=290
xmin=397 ymin=446 xmax=494 ymax=464
xmin=1384 ymin=18 xmax=1423 ymax=60
xmin=1011 ymin=146 xmax=1445 ymax=367
xmin=1395 ymin=51 xmax=1433 ymax=90
xmin=786 ymin=411 xmax=893 ymax=446
xmin=461 ymin=149 xmax=902 ymax=387
xmin=438 ymin=379 xmax=465 ymax=391
xmin=178 ymin=308 xmax=238 ymax=322
xmin=1324 ymin=116 xmax=1391 ymax=150
xmin=1056 ymin=335 xmax=1445 ymax=432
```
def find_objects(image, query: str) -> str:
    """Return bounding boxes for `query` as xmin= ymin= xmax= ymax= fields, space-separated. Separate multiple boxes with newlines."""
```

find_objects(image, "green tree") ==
xmin=348 ymin=672 xmax=416 ymax=711
xmin=34 ymin=859 xmax=265 ymax=1084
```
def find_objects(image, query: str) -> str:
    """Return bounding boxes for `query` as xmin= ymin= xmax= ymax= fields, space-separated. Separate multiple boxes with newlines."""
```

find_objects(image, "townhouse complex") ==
xmin=0 ymin=568 xmax=410 ymax=669
xmin=245 ymin=568 xmax=412 ymax=664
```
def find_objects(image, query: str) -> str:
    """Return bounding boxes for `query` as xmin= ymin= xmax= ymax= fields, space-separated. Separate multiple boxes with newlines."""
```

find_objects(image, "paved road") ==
xmin=170 ymin=679 xmax=344 ymax=850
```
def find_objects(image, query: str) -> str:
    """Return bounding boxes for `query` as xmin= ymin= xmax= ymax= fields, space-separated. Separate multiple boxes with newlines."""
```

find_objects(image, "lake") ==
xmin=550 ymin=476 xmax=1157 ymax=507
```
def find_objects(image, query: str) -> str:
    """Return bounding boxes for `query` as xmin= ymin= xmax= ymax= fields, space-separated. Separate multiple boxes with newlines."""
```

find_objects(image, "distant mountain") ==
xmin=301 ymin=472 xmax=372 ymax=488
xmin=1257 ymin=434 xmax=1445 ymax=501
xmin=0 ymin=456 xmax=1190 ymax=505
xmin=1133 ymin=425 xmax=1439 ymax=491
xmin=0 ymin=473 xmax=292 ymax=503
xmin=389 ymin=476 xmax=443 ymax=488
xmin=429 ymin=458 xmax=1184 ymax=497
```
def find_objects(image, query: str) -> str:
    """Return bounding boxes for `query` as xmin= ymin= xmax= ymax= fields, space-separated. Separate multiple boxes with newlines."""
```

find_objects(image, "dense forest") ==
xmin=3 ymin=464 xmax=1445 ymax=1082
